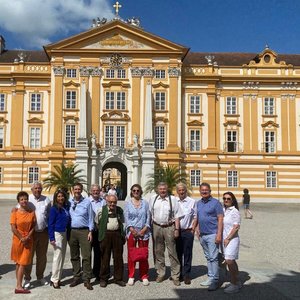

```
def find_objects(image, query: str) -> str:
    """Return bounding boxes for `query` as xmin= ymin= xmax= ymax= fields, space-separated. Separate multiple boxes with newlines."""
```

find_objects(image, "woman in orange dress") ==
xmin=10 ymin=191 xmax=36 ymax=294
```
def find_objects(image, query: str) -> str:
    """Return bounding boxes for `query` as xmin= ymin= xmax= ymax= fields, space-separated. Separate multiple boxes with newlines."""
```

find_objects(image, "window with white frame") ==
xmin=227 ymin=170 xmax=238 ymax=187
xmin=266 ymin=171 xmax=277 ymax=188
xmin=105 ymin=91 xmax=126 ymax=110
xmin=154 ymin=92 xmax=166 ymax=110
xmin=30 ymin=93 xmax=42 ymax=111
xmin=65 ymin=124 xmax=76 ymax=148
xmin=189 ymin=129 xmax=200 ymax=151
xmin=226 ymin=130 xmax=238 ymax=152
xmin=0 ymin=127 xmax=4 ymax=148
xmin=104 ymin=125 xmax=125 ymax=148
xmin=0 ymin=94 xmax=5 ymax=111
xmin=117 ymin=69 xmax=126 ymax=78
xmin=264 ymin=97 xmax=275 ymax=115
xmin=190 ymin=170 xmax=201 ymax=187
xmin=264 ymin=131 xmax=275 ymax=153
xmin=66 ymin=91 xmax=76 ymax=109
xmin=190 ymin=95 xmax=200 ymax=114
xmin=66 ymin=68 xmax=77 ymax=78
xmin=28 ymin=167 xmax=39 ymax=184
xmin=155 ymin=126 xmax=165 ymax=150
xmin=0 ymin=166 xmax=2 ymax=183
xmin=226 ymin=96 xmax=237 ymax=114
xmin=155 ymin=70 xmax=166 ymax=79
xmin=29 ymin=127 xmax=41 ymax=149
xmin=106 ymin=69 xmax=115 ymax=78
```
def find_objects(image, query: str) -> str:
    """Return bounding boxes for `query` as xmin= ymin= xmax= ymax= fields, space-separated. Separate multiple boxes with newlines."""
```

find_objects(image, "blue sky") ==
xmin=0 ymin=0 xmax=299 ymax=54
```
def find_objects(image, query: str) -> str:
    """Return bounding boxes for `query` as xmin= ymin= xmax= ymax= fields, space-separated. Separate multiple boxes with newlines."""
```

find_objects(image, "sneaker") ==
xmin=39 ymin=278 xmax=49 ymax=286
xmin=224 ymin=283 xmax=239 ymax=294
xmin=200 ymin=278 xmax=212 ymax=286
xmin=156 ymin=276 xmax=164 ymax=283
xmin=172 ymin=279 xmax=180 ymax=286
xmin=23 ymin=279 xmax=31 ymax=289
xmin=127 ymin=278 xmax=135 ymax=286
xmin=224 ymin=281 xmax=242 ymax=289
xmin=208 ymin=281 xmax=219 ymax=291
xmin=142 ymin=278 xmax=149 ymax=286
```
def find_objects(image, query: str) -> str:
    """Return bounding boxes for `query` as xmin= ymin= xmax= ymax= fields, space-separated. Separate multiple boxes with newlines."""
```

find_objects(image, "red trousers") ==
xmin=127 ymin=233 xmax=149 ymax=279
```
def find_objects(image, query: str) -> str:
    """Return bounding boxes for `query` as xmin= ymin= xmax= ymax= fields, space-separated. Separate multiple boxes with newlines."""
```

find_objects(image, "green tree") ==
xmin=43 ymin=163 xmax=86 ymax=195
xmin=144 ymin=164 xmax=188 ymax=195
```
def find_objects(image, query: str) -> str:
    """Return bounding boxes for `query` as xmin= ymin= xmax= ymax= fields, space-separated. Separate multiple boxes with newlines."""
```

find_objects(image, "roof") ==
xmin=184 ymin=52 xmax=300 ymax=66
xmin=0 ymin=50 xmax=49 ymax=63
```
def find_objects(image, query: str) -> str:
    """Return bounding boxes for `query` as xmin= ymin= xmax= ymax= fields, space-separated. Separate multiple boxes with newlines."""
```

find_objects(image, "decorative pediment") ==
xmin=63 ymin=116 xmax=79 ymax=122
xmin=261 ymin=121 xmax=279 ymax=128
xmin=101 ymin=111 xmax=130 ymax=121
xmin=63 ymin=80 xmax=80 ymax=87
xmin=102 ymin=81 xmax=130 ymax=88
xmin=152 ymin=81 xmax=169 ymax=89
xmin=0 ymin=117 xmax=8 ymax=123
xmin=27 ymin=117 xmax=44 ymax=124
xmin=187 ymin=120 xmax=204 ymax=126
xmin=223 ymin=120 xmax=241 ymax=127
xmin=154 ymin=116 xmax=168 ymax=123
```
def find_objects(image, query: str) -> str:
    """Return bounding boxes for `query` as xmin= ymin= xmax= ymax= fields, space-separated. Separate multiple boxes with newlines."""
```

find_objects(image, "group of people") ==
xmin=9 ymin=180 xmax=245 ymax=294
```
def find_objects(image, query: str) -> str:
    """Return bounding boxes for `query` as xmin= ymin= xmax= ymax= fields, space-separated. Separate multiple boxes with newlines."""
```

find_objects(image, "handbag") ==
xmin=129 ymin=239 xmax=149 ymax=263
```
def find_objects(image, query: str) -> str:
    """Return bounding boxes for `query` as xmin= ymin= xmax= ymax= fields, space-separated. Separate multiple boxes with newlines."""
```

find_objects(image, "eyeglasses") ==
xmin=223 ymin=197 xmax=232 ymax=201
xmin=132 ymin=189 xmax=140 ymax=193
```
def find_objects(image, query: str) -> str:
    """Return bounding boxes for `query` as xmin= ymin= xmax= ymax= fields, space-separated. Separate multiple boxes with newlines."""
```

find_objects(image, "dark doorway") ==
xmin=102 ymin=162 xmax=127 ymax=200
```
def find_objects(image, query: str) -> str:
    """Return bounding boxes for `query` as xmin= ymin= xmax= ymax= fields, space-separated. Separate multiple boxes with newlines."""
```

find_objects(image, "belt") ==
xmin=106 ymin=229 xmax=120 ymax=232
xmin=153 ymin=221 xmax=174 ymax=228
xmin=181 ymin=228 xmax=193 ymax=232
xmin=72 ymin=227 xmax=89 ymax=230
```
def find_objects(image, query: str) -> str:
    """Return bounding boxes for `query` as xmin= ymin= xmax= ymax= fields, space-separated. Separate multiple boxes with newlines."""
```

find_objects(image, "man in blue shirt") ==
xmin=69 ymin=183 xmax=94 ymax=290
xmin=197 ymin=182 xmax=224 ymax=291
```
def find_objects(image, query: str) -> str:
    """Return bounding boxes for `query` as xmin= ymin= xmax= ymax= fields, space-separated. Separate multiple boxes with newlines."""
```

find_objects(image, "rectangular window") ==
xmin=66 ymin=68 xmax=77 ymax=78
xmin=116 ymin=126 xmax=125 ymax=147
xmin=117 ymin=69 xmax=126 ymax=78
xmin=266 ymin=171 xmax=277 ymax=188
xmin=155 ymin=92 xmax=166 ymax=110
xmin=226 ymin=130 xmax=237 ymax=152
xmin=190 ymin=170 xmax=201 ymax=187
xmin=106 ymin=69 xmax=115 ymax=78
xmin=0 ymin=127 xmax=4 ymax=148
xmin=0 ymin=166 xmax=2 ymax=183
xmin=227 ymin=170 xmax=238 ymax=188
xmin=104 ymin=125 xmax=125 ymax=148
xmin=105 ymin=126 xmax=114 ymax=147
xmin=116 ymin=92 xmax=126 ymax=110
xmin=28 ymin=167 xmax=39 ymax=184
xmin=189 ymin=130 xmax=200 ymax=151
xmin=30 ymin=93 xmax=41 ymax=111
xmin=264 ymin=131 xmax=275 ymax=153
xmin=105 ymin=92 xmax=115 ymax=110
xmin=0 ymin=94 xmax=5 ymax=111
xmin=155 ymin=126 xmax=165 ymax=150
xmin=190 ymin=95 xmax=200 ymax=114
xmin=226 ymin=96 xmax=237 ymax=114
xmin=264 ymin=97 xmax=275 ymax=115
xmin=29 ymin=127 xmax=41 ymax=149
xmin=65 ymin=124 xmax=76 ymax=148
xmin=66 ymin=91 xmax=76 ymax=109
xmin=155 ymin=70 xmax=166 ymax=79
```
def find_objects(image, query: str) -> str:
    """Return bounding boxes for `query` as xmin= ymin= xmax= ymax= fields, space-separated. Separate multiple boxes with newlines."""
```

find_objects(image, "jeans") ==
xmin=200 ymin=233 xmax=219 ymax=281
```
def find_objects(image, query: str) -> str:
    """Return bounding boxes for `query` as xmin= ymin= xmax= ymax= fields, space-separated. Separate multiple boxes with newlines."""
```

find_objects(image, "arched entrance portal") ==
xmin=102 ymin=162 xmax=127 ymax=200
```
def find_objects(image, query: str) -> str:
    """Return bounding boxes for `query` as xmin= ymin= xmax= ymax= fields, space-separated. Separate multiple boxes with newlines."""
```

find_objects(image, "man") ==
xmin=69 ymin=183 xmax=94 ymax=290
xmin=175 ymin=183 xmax=197 ymax=285
xmin=149 ymin=182 xmax=183 ymax=286
xmin=197 ymin=182 xmax=224 ymax=291
xmin=97 ymin=195 xmax=126 ymax=288
xmin=107 ymin=184 xmax=117 ymax=196
xmin=24 ymin=182 xmax=51 ymax=288
xmin=87 ymin=184 xmax=106 ymax=281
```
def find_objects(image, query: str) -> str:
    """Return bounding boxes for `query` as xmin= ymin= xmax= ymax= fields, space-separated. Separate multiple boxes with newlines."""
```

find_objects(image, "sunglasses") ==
xmin=132 ymin=189 xmax=140 ymax=193
xmin=223 ymin=197 xmax=232 ymax=201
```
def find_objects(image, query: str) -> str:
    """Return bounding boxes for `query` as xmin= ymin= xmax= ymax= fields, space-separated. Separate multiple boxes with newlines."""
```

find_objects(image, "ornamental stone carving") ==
xmin=130 ymin=67 xmax=143 ymax=77
xmin=79 ymin=66 xmax=102 ymax=76
xmin=142 ymin=68 xmax=154 ymax=77
xmin=53 ymin=66 xmax=65 ymax=76
xmin=168 ymin=67 xmax=181 ymax=77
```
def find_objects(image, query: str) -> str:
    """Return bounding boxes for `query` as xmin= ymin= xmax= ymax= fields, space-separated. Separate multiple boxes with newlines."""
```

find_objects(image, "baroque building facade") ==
xmin=0 ymin=16 xmax=300 ymax=201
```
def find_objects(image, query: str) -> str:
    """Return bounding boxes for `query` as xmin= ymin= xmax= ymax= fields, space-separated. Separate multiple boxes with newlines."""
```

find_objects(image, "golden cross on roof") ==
xmin=113 ymin=1 xmax=122 ymax=17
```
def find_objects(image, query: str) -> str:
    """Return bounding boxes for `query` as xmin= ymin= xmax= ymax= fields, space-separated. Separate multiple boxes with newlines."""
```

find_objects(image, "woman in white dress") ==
xmin=222 ymin=192 xmax=241 ymax=294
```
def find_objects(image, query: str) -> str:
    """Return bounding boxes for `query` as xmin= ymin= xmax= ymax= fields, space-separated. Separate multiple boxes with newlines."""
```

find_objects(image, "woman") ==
xmin=242 ymin=188 xmax=253 ymax=219
xmin=222 ymin=192 xmax=241 ymax=294
xmin=48 ymin=189 xmax=70 ymax=288
xmin=10 ymin=191 xmax=36 ymax=294
xmin=124 ymin=184 xmax=150 ymax=286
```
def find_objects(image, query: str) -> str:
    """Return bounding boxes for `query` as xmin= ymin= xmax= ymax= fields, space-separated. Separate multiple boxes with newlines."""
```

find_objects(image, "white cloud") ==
xmin=0 ymin=0 xmax=114 ymax=48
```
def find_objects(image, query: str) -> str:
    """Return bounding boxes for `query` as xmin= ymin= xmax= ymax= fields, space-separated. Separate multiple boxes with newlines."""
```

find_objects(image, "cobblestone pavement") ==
xmin=0 ymin=201 xmax=299 ymax=300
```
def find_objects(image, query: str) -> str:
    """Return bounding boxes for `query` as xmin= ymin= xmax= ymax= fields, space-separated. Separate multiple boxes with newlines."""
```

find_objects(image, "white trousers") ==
xmin=50 ymin=231 xmax=67 ymax=283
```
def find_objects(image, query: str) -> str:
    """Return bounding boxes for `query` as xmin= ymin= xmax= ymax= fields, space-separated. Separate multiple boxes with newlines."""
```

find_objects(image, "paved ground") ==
xmin=0 ymin=200 xmax=299 ymax=300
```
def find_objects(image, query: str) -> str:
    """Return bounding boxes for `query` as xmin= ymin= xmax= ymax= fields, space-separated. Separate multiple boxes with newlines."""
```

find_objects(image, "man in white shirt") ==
xmin=149 ymin=182 xmax=184 ymax=286
xmin=24 ymin=182 xmax=51 ymax=288
xmin=107 ymin=184 xmax=117 ymax=196
xmin=175 ymin=183 xmax=197 ymax=285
